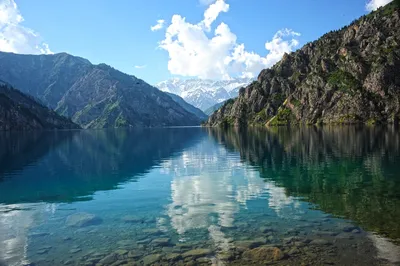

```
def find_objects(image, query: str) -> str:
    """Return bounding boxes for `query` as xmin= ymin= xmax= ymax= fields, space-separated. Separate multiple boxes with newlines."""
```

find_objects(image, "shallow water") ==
xmin=0 ymin=127 xmax=399 ymax=266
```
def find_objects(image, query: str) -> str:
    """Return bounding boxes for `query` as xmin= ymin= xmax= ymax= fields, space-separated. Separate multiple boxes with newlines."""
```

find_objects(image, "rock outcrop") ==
xmin=205 ymin=2 xmax=400 ymax=127
xmin=0 ymin=81 xmax=79 ymax=131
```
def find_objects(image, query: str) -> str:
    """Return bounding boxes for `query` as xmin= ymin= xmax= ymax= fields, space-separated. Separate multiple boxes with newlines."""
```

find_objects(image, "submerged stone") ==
xmin=166 ymin=253 xmax=182 ymax=261
xmin=127 ymin=251 xmax=144 ymax=259
xmin=142 ymin=254 xmax=162 ymax=265
xmin=312 ymin=230 xmax=338 ymax=236
xmin=235 ymin=238 xmax=266 ymax=249
xmin=65 ymin=212 xmax=102 ymax=227
xmin=341 ymin=224 xmax=358 ymax=232
xmin=182 ymin=249 xmax=212 ymax=258
xmin=151 ymin=237 xmax=170 ymax=246
xmin=260 ymin=226 xmax=274 ymax=233
xmin=310 ymin=239 xmax=332 ymax=246
xmin=115 ymin=249 xmax=128 ymax=256
xmin=99 ymin=253 xmax=118 ymax=265
xmin=142 ymin=228 xmax=163 ymax=235
xmin=69 ymin=248 xmax=81 ymax=254
xmin=242 ymin=246 xmax=285 ymax=261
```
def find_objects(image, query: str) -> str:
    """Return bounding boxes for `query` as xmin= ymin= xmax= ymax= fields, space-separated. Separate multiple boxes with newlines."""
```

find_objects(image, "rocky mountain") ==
xmin=165 ymin=92 xmax=208 ymax=121
xmin=0 ymin=81 xmax=79 ymax=131
xmin=156 ymin=78 xmax=253 ymax=111
xmin=206 ymin=2 xmax=400 ymax=127
xmin=0 ymin=52 xmax=201 ymax=129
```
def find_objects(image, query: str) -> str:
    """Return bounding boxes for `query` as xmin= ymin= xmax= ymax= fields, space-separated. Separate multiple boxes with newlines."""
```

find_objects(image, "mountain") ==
xmin=0 ymin=52 xmax=201 ymax=129
xmin=156 ymin=78 xmax=253 ymax=111
xmin=206 ymin=2 xmax=400 ymax=127
xmin=204 ymin=101 xmax=227 ymax=116
xmin=0 ymin=81 xmax=79 ymax=131
xmin=165 ymin=92 xmax=208 ymax=121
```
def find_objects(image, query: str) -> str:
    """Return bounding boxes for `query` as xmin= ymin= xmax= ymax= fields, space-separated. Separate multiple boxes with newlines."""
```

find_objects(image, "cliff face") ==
xmin=0 ymin=53 xmax=202 ymax=129
xmin=206 ymin=3 xmax=400 ymax=127
xmin=0 ymin=82 xmax=79 ymax=131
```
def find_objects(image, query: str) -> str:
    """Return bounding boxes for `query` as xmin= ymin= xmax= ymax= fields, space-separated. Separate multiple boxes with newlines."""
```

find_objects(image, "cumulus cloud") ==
xmin=201 ymin=0 xmax=229 ymax=31
xmin=366 ymin=0 xmax=393 ymax=11
xmin=134 ymin=64 xmax=147 ymax=69
xmin=158 ymin=0 xmax=300 ymax=80
xmin=0 ymin=0 xmax=52 ymax=54
xmin=150 ymin=19 xmax=165 ymax=31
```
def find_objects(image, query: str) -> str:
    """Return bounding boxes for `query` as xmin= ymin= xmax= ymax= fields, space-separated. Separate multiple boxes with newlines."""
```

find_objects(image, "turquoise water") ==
xmin=0 ymin=127 xmax=400 ymax=265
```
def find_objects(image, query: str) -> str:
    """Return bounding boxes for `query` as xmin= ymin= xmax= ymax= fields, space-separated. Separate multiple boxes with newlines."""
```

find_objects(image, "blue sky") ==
xmin=0 ymin=0 xmax=391 ymax=84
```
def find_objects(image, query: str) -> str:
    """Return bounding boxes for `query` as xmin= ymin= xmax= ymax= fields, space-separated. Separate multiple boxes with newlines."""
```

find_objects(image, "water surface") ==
xmin=0 ymin=127 xmax=399 ymax=266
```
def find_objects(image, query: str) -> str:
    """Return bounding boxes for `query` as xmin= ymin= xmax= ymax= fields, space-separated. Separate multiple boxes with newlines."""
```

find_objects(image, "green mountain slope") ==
xmin=0 ymin=81 xmax=79 ymax=131
xmin=0 ymin=52 xmax=201 ymax=128
xmin=204 ymin=100 xmax=228 ymax=116
xmin=165 ymin=92 xmax=208 ymax=121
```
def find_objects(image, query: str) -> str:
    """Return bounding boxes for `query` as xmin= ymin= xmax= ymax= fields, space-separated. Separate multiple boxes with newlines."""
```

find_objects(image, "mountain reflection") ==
xmin=207 ymin=126 xmax=400 ymax=242
xmin=0 ymin=128 xmax=203 ymax=204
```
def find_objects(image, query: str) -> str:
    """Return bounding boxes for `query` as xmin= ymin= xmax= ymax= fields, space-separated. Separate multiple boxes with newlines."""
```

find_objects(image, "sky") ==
xmin=0 ymin=0 xmax=393 ymax=85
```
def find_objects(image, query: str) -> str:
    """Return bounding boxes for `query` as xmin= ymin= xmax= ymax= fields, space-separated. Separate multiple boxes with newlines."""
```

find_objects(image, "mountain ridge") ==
xmin=156 ymin=78 xmax=253 ymax=111
xmin=205 ymin=2 xmax=400 ymax=127
xmin=164 ymin=92 xmax=208 ymax=121
xmin=0 ymin=52 xmax=202 ymax=129
xmin=0 ymin=81 xmax=79 ymax=131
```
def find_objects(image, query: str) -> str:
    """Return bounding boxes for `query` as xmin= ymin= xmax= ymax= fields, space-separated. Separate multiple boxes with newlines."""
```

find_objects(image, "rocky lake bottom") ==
xmin=0 ymin=127 xmax=399 ymax=265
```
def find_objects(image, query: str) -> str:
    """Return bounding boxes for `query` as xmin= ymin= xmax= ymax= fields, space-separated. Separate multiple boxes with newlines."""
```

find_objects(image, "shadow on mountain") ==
xmin=0 ymin=128 xmax=204 ymax=204
xmin=207 ymin=126 xmax=400 ymax=242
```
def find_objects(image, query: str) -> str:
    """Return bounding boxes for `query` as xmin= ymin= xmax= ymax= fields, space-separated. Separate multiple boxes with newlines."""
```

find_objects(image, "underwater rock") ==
xmin=242 ymin=246 xmax=285 ymax=261
xmin=142 ymin=228 xmax=163 ymax=235
xmin=235 ymin=238 xmax=266 ymax=249
xmin=312 ymin=230 xmax=338 ymax=236
xmin=69 ymin=248 xmax=81 ymax=254
xmin=340 ymin=224 xmax=358 ymax=232
xmin=335 ymin=233 xmax=354 ymax=240
xmin=142 ymin=254 xmax=162 ymax=265
xmin=182 ymin=249 xmax=212 ymax=258
xmin=310 ymin=239 xmax=332 ymax=246
xmin=165 ymin=253 xmax=182 ymax=261
xmin=117 ymin=240 xmax=136 ymax=247
xmin=127 ymin=250 xmax=144 ymax=259
xmin=65 ymin=212 xmax=102 ymax=227
xmin=260 ymin=226 xmax=274 ymax=233
xmin=115 ymin=250 xmax=128 ymax=256
xmin=136 ymin=238 xmax=151 ymax=244
xmin=99 ymin=253 xmax=118 ymax=265
xmin=288 ymin=247 xmax=300 ymax=256
xmin=151 ymin=238 xmax=170 ymax=246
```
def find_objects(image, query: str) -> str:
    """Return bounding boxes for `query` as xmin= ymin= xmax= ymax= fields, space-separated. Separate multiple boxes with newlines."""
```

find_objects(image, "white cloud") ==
xmin=158 ymin=0 xmax=300 ymax=80
xmin=0 ymin=0 xmax=52 ymax=54
xmin=200 ymin=0 xmax=229 ymax=31
xmin=366 ymin=0 xmax=393 ymax=11
xmin=134 ymin=64 xmax=147 ymax=69
xmin=150 ymin=19 xmax=165 ymax=31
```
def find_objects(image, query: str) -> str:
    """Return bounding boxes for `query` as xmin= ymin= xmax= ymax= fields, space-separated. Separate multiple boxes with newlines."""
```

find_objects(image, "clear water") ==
xmin=0 ymin=127 xmax=400 ymax=266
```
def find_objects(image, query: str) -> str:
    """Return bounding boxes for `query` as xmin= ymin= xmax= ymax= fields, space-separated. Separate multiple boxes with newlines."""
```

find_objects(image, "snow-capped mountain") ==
xmin=156 ymin=78 xmax=254 ymax=111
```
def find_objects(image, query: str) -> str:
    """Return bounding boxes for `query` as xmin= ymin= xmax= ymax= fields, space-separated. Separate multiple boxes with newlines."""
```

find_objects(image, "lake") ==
xmin=0 ymin=126 xmax=399 ymax=266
